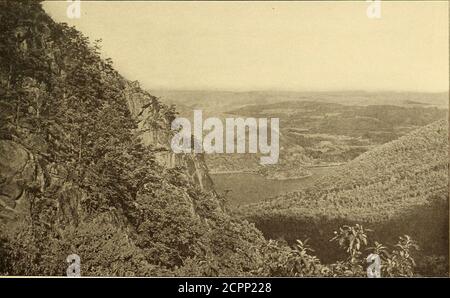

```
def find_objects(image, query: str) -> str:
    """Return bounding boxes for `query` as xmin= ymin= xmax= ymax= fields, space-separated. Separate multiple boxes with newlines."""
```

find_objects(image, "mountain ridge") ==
xmin=0 ymin=0 xmax=265 ymax=276
xmin=239 ymin=119 xmax=449 ymax=260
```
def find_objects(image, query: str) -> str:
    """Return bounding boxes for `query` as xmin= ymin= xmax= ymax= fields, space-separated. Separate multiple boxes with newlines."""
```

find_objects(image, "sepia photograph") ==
xmin=0 ymin=0 xmax=448 ymax=278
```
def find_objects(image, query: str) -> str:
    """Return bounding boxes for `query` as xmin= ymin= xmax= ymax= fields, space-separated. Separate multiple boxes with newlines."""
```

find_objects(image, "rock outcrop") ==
xmin=124 ymin=80 xmax=214 ymax=191
xmin=0 ymin=140 xmax=44 ymax=221
xmin=0 ymin=140 xmax=88 ymax=227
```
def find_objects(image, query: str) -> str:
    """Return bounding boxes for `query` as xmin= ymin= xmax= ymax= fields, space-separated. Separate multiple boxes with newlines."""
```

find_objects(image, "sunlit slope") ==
xmin=242 ymin=119 xmax=448 ymax=222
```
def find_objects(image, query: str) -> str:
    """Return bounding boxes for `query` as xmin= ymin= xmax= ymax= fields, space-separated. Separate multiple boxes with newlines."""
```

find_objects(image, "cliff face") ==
xmin=123 ymin=81 xmax=214 ymax=191
xmin=0 ymin=1 xmax=264 ymax=276
xmin=0 ymin=140 xmax=43 ymax=219
xmin=0 ymin=0 xmax=213 ymax=224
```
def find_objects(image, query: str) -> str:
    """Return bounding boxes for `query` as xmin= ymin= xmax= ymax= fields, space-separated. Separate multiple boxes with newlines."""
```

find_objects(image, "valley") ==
xmin=156 ymin=90 xmax=448 ymax=181
xmin=158 ymin=90 xmax=449 ymax=274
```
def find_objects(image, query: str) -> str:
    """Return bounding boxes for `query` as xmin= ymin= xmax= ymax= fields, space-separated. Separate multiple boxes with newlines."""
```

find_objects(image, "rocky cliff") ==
xmin=123 ymin=80 xmax=214 ymax=191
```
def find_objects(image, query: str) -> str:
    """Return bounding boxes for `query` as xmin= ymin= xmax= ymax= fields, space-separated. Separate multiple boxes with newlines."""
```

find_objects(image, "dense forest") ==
xmin=239 ymin=120 xmax=448 ymax=272
xmin=0 ymin=0 xmax=267 ymax=276
xmin=0 ymin=1 xmax=446 ymax=277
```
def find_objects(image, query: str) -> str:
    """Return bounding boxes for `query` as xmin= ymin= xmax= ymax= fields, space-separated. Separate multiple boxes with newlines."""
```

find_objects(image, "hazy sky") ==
xmin=43 ymin=1 xmax=448 ymax=92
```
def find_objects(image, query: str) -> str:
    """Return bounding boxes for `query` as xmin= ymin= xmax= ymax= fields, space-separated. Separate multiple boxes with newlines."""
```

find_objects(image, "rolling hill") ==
xmin=239 ymin=119 xmax=449 ymax=261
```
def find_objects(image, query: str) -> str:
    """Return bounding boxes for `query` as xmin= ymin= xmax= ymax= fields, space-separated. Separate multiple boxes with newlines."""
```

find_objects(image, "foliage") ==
xmin=252 ymin=224 xmax=422 ymax=277
xmin=239 ymin=120 xmax=448 ymax=273
xmin=0 ymin=0 xmax=266 ymax=277
xmin=382 ymin=235 xmax=419 ymax=277
xmin=331 ymin=224 xmax=370 ymax=261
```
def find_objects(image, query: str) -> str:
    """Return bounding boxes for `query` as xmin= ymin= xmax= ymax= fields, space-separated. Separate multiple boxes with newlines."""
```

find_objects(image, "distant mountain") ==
xmin=170 ymin=95 xmax=447 ymax=177
xmin=153 ymin=90 xmax=449 ymax=116
xmin=403 ymin=100 xmax=430 ymax=106
xmin=239 ymin=120 xmax=449 ymax=261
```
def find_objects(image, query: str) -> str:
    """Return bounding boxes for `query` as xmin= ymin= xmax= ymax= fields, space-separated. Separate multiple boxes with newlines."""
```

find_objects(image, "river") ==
xmin=210 ymin=166 xmax=338 ymax=206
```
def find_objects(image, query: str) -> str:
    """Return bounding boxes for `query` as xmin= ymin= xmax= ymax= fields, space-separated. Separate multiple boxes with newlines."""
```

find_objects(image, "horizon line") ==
xmin=144 ymin=87 xmax=450 ymax=94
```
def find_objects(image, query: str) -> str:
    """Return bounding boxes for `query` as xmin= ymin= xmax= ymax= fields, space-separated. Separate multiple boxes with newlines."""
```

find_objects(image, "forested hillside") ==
xmin=0 ymin=0 xmax=266 ymax=276
xmin=240 ymin=120 xmax=449 ymax=262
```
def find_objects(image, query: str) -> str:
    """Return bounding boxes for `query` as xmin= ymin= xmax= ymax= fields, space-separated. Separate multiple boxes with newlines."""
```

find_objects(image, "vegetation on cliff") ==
xmin=0 ymin=0 xmax=266 ymax=276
